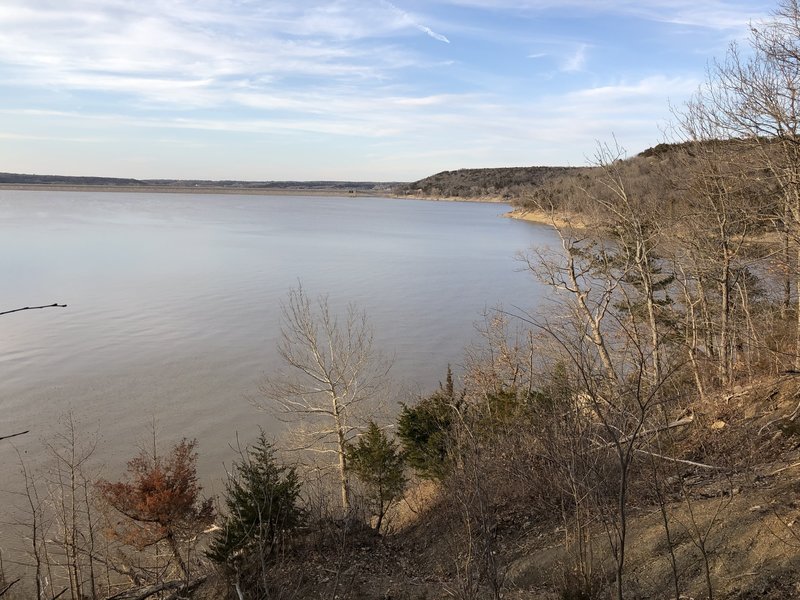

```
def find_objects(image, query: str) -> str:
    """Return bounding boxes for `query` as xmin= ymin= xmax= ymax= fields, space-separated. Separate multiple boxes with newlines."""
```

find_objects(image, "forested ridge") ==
xmin=396 ymin=165 xmax=581 ymax=200
xmin=6 ymin=2 xmax=800 ymax=599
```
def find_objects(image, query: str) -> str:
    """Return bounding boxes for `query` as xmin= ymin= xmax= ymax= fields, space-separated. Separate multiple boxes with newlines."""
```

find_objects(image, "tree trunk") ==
xmin=783 ymin=204 xmax=791 ymax=319
xmin=333 ymin=398 xmax=351 ymax=513
xmin=566 ymin=247 xmax=617 ymax=385
xmin=639 ymin=261 xmax=661 ymax=388
xmin=165 ymin=533 xmax=189 ymax=580
xmin=720 ymin=254 xmax=732 ymax=384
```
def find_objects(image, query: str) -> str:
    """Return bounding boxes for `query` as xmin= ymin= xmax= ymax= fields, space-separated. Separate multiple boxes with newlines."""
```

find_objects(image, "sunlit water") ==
xmin=0 ymin=190 xmax=558 ymax=504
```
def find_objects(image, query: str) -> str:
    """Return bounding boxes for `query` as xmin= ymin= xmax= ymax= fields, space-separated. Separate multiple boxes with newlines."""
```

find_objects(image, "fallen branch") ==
xmin=758 ymin=395 xmax=800 ymax=436
xmin=106 ymin=576 xmax=206 ymax=600
xmin=616 ymin=415 xmax=695 ymax=446
xmin=0 ymin=303 xmax=67 ymax=316
xmin=164 ymin=577 xmax=207 ymax=600
xmin=593 ymin=415 xmax=695 ymax=450
xmin=769 ymin=461 xmax=800 ymax=477
xmin=634 ymin=448 xmax=725 ymax=470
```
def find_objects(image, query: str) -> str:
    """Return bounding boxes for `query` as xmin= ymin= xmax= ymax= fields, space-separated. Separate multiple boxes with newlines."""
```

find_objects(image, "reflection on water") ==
xmin=0 ymin=190 xmax=557 ymax=493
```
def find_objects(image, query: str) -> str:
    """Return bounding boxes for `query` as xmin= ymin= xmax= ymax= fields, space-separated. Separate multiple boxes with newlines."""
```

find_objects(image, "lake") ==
xmin=0 ymin=190 xmax=557 ymax=497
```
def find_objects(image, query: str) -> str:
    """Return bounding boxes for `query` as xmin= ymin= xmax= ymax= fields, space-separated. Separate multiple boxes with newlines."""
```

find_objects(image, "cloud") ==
xmin=415 ymin=24 xmax=451 ymax=43
xmin=0 ymin=0 xmax=447 ymax=122
xmin=382 ymin=1 xmax=451 ymax=43
xmin=1 ymin=72 xmax=687 ymax=155
xmin=0 ymin=3 xmax=414 ymax=73
xmin=566 ymin=75 xmax=699 ymax=102
xmin=562 ymin=43 xmax=588 ymax=72
xmin=0 ymin=71 xmax=689 ymax=180
xmin=438 ymin=0 xmax=771 ymax=31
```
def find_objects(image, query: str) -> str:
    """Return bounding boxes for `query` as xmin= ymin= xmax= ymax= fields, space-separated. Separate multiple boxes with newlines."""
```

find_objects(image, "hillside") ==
xmin=394 ymin=142 xmax=751 ymax=208
xmin=395 ymin=165 xmax=581 ymax=200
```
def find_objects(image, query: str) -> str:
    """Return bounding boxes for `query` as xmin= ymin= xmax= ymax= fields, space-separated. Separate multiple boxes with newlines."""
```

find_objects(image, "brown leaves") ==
xmin=97 ymin=438 xmax=214 ymax=550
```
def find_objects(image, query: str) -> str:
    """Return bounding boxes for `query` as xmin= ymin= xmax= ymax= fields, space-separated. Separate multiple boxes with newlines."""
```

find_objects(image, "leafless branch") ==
xmin=0 ymin=303 xmax=67 ymax=316
xmin=0 ymin=430 xmax=29 ymax=442
xmin=0 ymin=578 xmax=20 ymax=597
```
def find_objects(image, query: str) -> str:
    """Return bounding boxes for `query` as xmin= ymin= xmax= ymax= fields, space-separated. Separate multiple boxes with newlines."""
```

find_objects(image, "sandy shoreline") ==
xmin=390 ymin=194 xmax=507 ymax=204
xmin=502 ymin=207 xmax=586 ymax=229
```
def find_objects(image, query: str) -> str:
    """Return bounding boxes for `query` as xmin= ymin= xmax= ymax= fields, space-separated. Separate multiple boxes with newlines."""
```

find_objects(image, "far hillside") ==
xmin=397 ymin=140 xmax=769 ymax=216
xmin=511 ymin=139 xmax=776 ymax=220
xmin=0 ymin=171 xmax=398 ymax=193
xmin=396 ymin=165 xmax=581 ymax=200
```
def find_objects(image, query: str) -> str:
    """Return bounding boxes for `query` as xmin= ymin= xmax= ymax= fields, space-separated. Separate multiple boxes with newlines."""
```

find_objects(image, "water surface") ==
xmin=0 ymin=191 xmax=557 ymax=493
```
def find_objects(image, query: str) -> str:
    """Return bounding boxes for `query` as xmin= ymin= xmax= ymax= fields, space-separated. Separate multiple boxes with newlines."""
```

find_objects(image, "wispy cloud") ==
xmin=562 ymin=43 xmax=588 ymax=72
xmin=566 ymin=75 xmax=699 ymax=102
xmin=439 ymin=0 xmax=771 ymax=31
xmin=0 ymin=1 xmax=425 ymax=104
xmin=416 ymin=24 xmax=451 ymax=43
xmin=383 ymin=1 xmax=451 ymax=43
xmin=0 ymin=72 xmax=686 ymax=160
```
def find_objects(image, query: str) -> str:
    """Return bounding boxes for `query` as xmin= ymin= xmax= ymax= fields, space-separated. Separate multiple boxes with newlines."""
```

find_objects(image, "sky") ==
xmin=0 ymin=0 xmax=776 ymax=181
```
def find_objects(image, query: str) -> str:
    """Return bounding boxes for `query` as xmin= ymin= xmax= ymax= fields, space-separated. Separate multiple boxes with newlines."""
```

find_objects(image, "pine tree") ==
xmin=208 ymin=432 xmax=303 ymax=566
xmin=396 ymin=367 xmax=460 ymax=480
xmin=345 ymin=422 xmax=405 ymax=532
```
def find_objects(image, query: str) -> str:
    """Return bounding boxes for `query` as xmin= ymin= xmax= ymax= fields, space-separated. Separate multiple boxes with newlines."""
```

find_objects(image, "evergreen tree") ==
xmin=208 ymin=432 xmax=303 ymax=566
xmin=345 ymin=422 xmax=406 ymax=531
xmin=396 ymin=367 xmax=460 ymax=480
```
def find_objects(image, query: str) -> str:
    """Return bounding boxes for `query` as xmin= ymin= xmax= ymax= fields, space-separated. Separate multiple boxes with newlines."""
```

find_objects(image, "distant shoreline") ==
xmin=0 ymin=183 xmax=509 ymax=204
xmin=0 ymin=184 xmax=380 ymax=196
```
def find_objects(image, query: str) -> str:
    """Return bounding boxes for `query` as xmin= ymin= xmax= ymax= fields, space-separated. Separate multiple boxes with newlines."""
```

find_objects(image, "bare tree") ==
xmin=584 ymin=141 xmax=672 ymax=391
xmin=518 ymin=164 xmax=684 ymax=599
xmin=686 ymin=0 xmax=800 ymax=368
xmin=44 ymin=413 xmax=101 ymax=600
xmin=521 ymin=226 xmax=621 ymax=386
xmin=9 ymin=415 xmax=103 ymax=600
xmin=258 ymin=286 xmax=391 ymax=514
xmin=675 ymin=85 xmax=777 ymax=386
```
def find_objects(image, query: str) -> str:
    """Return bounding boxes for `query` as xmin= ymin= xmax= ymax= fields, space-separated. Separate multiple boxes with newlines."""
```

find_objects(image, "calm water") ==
xmin=0 ymin=190 xmax=557 ymax=495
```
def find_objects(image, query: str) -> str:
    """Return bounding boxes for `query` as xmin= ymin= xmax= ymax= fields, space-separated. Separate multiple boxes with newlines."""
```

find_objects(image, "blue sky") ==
xmin=0 ymin=0 xmax=774 ymax=181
